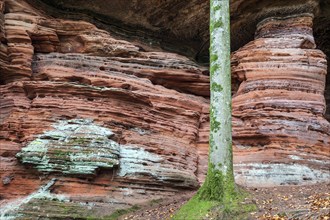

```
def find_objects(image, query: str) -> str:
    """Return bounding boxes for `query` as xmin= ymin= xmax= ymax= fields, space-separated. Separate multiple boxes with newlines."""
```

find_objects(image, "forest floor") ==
xmin=119 ymin=183 xmax=330 ymax=220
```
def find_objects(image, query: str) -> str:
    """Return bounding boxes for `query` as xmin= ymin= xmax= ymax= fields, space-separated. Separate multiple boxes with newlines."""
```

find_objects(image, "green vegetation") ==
xmin=68 ymin=137 xmax=90 ymax=145
xmin=17 ymin=196 xmax=141 ymax=220
xmin=198 ymin=165 xmax=236 ymax=202
xmin=173 ymin=188 xmax=256 ymax=220
xmin=211 ymin=82 xmax=223 ymax=92
xmin=209 ymin=63 xmax=220 ymax=77
xmin=210 ymin=107 xmax=221 ymax=132
xmin=172 ymin=195 xmax=218 ymax=220
xmin=54 ymin=149 xmax=69 ymax=157
xmin=17 ymin=198 xmax=90 ymax=219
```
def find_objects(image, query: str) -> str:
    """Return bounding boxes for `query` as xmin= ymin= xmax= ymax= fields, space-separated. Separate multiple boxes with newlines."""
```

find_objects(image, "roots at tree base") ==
xmin=173 ymin=168 xmax=257 ymax=220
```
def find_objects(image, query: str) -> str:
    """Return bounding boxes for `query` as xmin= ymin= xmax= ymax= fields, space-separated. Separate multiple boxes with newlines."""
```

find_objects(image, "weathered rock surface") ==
xmin=25 ymin=0 xmax=330 ymax=119
xmin=0 ymin=1 xmax=208 ymax=218
xmin=16 ymin=119 xmax=120 ymax=175
xmin=231 ymin=14 xmax=330 ymax=186
xmin=0 ymin=0 xmax=329 ymax=218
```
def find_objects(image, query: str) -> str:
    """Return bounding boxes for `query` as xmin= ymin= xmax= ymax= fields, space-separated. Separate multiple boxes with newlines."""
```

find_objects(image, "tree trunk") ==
xmin=198 ymin=0 xmax=235 ymax=201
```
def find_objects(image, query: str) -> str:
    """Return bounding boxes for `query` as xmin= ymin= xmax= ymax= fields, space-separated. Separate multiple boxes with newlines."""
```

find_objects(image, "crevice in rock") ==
xmin=23 ymin=85 xmax=37 ymax=101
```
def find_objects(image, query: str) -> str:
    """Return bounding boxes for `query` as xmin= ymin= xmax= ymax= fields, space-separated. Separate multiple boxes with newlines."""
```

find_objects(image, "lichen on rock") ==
xmin=16 ymin=119 xmax=120 ymax=175
xmin=15 ymin=118 xmax=199 ymax=187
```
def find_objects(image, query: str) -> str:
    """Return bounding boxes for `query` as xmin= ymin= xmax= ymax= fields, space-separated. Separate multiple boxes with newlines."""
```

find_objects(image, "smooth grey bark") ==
xmin=209 ymin=0 xmax=232 ymax=173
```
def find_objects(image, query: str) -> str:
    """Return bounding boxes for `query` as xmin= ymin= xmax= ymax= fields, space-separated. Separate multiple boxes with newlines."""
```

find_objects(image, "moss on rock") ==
xmin=16 ymin=119 xmax=120 ymax=175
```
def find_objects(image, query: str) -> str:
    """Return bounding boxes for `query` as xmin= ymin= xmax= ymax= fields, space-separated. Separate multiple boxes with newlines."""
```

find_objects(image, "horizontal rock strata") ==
xmin=0 ymin=1 xmax=208 ymax=218
xmin=16 ymin=119 xmax=120 ymax=175
xmin=231 ymin=14 xmax=330 ymax=186
xmin=0 ymin=0 xmax=330 ymax=218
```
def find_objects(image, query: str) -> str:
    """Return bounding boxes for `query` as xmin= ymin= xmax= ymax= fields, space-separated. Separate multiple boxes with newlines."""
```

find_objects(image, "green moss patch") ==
xmin=173 ymin=167 xmax=256 ymax=220
xmin=173 ymin=188 xmax=256 ymax=220
xmin=172 ymin=195 xmax=219 ymax=220
xmin=14 ymin=198 xmax=93 ymax=219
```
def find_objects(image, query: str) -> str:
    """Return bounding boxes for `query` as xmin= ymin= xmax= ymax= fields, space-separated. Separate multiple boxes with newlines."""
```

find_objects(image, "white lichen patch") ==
xmin=16 ymin=119 xmax=120 ymax=175
xmin=307 ymin=158 xmax=330 ymax=165
xmin=118 ymin=146 xmax=163 ymax=177
xmin=0 ymin=178 xmax=67 ymax=219
xmin=118 ymin=146 xmax=198 ymax=187
xmin=288 ymin=155 xmax=302 ymax=160
xmin=130 ymin=127 xmax=151 ymax=135
xmin=235 ymin=163 xmax=330 ymax=187
xmin=17 ymin=119 xmax=198 ymax=187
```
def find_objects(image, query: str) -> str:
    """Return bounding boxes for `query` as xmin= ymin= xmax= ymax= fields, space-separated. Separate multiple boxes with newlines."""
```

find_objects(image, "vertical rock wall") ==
xmin=231 ymin=14 xmax=330 ymax=186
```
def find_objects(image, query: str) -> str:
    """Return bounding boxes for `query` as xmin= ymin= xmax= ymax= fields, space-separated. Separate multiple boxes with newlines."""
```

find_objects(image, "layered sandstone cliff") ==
xmin=231 ymin=14 xmax=330 ymax=185
xmin=0 ymin=0 xmax=329 ymax=219
xmin=0 ymin=1 xmax=210 ymax=218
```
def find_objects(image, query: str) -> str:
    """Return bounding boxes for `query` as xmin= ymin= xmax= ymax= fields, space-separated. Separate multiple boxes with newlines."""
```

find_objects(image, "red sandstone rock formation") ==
xmin=0 ymin=0 xmax=329 ymax=218
xmin=231 ymin=14 xmax=330 ymax=185
xmin=0 ymin=0 xmax=209 ymax=217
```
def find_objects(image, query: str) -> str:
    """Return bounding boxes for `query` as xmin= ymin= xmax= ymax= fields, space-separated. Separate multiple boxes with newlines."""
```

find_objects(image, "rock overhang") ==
xmin=21 ymin=1 xmax=330 ymax=120
xmin=26 ymin=0 xmax=330 ymax=62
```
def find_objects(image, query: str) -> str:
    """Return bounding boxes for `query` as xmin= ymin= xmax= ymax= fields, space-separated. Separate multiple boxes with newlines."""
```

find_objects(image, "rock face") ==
xmin=0 ymin=0 xmax=207 ymax=218
xmin=231 ymin=14 xmax=330 ymax=186
xmin=16 ymin=119 xmax=120 ymax=175
xmin=0 ymin=0 xmax=329 ymax=218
